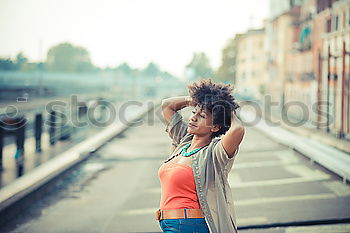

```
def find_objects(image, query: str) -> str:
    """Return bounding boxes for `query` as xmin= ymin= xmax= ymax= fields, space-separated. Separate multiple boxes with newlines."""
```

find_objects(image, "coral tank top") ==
xmin=158 ymin=160 xmax=200 ymax=210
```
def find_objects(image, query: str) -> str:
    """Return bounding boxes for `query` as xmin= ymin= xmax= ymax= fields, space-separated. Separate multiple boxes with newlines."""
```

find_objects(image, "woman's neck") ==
xmin=190 ymin=135 xmax=212 ymax=149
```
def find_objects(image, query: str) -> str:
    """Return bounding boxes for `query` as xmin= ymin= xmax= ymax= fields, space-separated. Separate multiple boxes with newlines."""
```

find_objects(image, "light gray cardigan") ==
xmin=164 ymin=111 xmax=239 ymax=233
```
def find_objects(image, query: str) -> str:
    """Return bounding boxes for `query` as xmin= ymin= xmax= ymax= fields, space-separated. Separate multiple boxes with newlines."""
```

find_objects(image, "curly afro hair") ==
xmin=187 ymin=79 xmax=240 ymax=139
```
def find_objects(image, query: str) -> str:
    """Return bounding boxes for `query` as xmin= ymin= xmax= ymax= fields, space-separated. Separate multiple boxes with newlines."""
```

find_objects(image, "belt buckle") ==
xmin=156 ymin=209 xmax=162 ymax=221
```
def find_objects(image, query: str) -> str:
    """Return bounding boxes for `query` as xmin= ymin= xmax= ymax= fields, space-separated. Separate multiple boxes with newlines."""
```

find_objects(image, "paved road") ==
xmin=0 ymin=105 xmax=350 ymax=233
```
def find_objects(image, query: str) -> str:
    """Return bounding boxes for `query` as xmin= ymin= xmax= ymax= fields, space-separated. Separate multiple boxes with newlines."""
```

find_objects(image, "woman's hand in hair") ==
xmin=161 ymin=96 xmax=194 ymax=126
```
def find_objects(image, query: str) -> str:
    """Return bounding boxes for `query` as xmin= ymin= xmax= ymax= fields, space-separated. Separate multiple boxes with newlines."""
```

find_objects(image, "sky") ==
xmin=0 ymin=0 xmax=269 ymax=77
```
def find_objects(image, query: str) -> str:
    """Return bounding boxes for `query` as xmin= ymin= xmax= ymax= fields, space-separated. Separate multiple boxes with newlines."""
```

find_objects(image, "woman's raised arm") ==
xmin=220 ymin=111 xmax=245 ymax=158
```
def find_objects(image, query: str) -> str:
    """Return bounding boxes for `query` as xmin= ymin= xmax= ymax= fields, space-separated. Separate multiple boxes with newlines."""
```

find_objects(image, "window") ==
xmin=309 ymin=72 xmax=315 ymax=80
xmin=317 ymin=0 xmax=324 ymax=13
xmin=326 ymin=18 xmax=332 ymax=32
xmin=335 ymin=15 xmax=339 ymax=31
xmin=317 ymin=0 xmax=332 ymax=13
xmin=299 ymin=26 xmax=312 ymax=50
xmin=327 ymin=0 xmax=332 ymax=9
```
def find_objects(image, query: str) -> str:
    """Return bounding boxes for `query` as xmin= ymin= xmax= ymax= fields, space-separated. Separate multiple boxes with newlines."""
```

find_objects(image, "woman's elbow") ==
xmin=228 ymin=126 xmax=245 ymax=142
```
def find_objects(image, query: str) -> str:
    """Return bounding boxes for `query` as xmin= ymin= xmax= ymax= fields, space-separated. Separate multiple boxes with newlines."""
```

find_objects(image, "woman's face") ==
xmin=187 ymin=105 xmax=220 ymax=137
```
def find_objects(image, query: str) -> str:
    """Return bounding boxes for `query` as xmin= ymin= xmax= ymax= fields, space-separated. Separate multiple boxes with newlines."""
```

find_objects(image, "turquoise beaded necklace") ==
xmin=181 ymin=143 xmax=208 ymax=157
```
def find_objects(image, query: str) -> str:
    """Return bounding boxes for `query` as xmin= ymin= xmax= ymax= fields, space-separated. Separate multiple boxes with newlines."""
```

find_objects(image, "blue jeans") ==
xmin=159 ymin=218 xmax=210 ymax=233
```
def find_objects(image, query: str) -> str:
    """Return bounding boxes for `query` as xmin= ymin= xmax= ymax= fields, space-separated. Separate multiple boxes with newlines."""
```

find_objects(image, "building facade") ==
xmin=236 ymin=29 xmax=268 ymax=100
xmin=320 ymin=0 xmax=350 ymax=138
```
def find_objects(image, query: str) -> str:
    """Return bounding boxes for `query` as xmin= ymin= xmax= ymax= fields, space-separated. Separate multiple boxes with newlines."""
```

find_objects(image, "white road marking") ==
xmin=233 ymin=160 xmax=299 ymax=169
xmin=229 ymin=176 xmax=330 ymax=188
xmin=229 ymin=164 xmax=331 ymax=188
xmin=235 ymin=193 xmax=337 ymax=206
xmin=230 ymin=173 xmax=242 ymax=183
xmin=236 ymin=216 xmax=268 ymax=225
xmin=285 ymin=224 xmax=350 ymax=233
xmin=145 ymin=187 xmax=161 ymax=194
xmin=323 ymin=181 xmax=350 ymax=197
xmin=122 ymin=208 xmax=157 ymax=215
xmin=234 ymin=150 xmax=298 ymax=166
xmin=284 ymin=164 xmax=327 ymax=178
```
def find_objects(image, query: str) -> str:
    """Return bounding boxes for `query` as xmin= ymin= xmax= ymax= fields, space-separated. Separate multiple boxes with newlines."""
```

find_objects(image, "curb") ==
xmin=239 ymin=110 xmax=350 ymax=184
xmin=237 ymin=217 xmax=350 ymax=230
xmin=0 ymin=99 xmax=161 ymax=225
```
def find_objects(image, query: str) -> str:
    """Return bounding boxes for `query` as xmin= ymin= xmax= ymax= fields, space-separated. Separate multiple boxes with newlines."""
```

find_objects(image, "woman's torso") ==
xmin=158 ymin=156 xmax=200 ymax=210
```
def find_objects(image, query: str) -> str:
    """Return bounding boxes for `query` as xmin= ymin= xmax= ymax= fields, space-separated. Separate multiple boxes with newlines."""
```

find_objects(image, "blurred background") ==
xmin=0 ymin=0 xmax=349 ymax=139
xmin=0 ymin=0 xmax=269 ymax=100
xmin=1 ymin=0 xmax=350 ymax=233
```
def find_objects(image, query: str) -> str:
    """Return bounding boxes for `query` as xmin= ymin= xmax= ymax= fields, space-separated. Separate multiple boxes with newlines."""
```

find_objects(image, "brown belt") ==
xmin=156 ymin=208 xmax=204 ymax=220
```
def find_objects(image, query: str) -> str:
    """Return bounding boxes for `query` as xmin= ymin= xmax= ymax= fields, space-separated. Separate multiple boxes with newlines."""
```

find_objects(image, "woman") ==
xmin=157 ymin=79 xmax=245 ymax=233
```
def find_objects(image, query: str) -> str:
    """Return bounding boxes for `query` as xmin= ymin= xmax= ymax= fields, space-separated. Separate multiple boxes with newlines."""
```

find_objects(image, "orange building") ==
xmin=320 ymin=0 xmax=350 ymax=139
xmin=265 ymin=0 xmax=349 ymax=139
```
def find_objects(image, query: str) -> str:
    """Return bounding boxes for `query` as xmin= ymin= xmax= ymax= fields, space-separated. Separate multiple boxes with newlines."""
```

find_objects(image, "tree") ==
xmin=0 ymin=58 xmax=16 ymax=70
xmin=15 ymin=52 xmax=28 ymax=70
xmin=116 ymin=63 xmax=132 ymax=74
xmin=216 ymin=35 xmax=241 ymax=83
xmin=185 ymin=52 xmax=214 ymax=80
xmin=115 ymin=62 xmax=141 ymax=77
xmin=0 ymin=52 xmax=29 ymax=71
xmin=143 ymin=62 xmax=160 ymax=77
xmin=0 ymin=53 xmax=46 ymax=72
xmin=46 ymin=42 xmax=94 ymax=72
xmin=161 ymin=71 xmax=176 ymax=80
